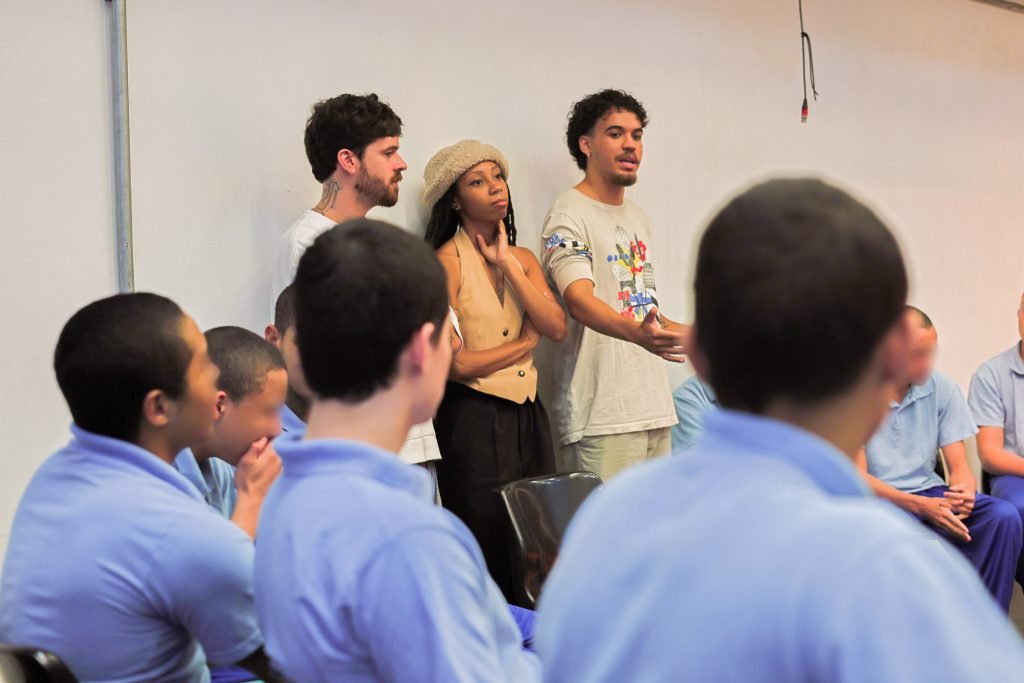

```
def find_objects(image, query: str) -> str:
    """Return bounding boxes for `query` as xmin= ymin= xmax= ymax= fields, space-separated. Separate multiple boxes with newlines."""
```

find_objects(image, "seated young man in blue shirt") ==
xmin=970 ymin=291 xmax=1024 ymax=589
xmin=263 ymin=284 xmax=311 ymax=436
xmin=671 ymin=374 xmax=718 ymax=451
xmin=263 ymin=283 xmax=466 ymax=466
xmin=0 ymin=293 xmax=280 ymax=683
xmin=254 ymin=219 xmax=540 ymax=683
xmin=855 ymin=306 xmax=1021 ymax=611
xmin=174 ymin=326 xmax=288 ymax=683
xmin=535 ymin=179 xmax=1024 ymax=682
xmin=174 ymin=326 xmax=286 ymax=539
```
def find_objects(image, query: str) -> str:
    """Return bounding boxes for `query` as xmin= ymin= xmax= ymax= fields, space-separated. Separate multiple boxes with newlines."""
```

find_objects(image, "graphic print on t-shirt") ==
xmin=608 ymin=225 xmax=658 ymax=321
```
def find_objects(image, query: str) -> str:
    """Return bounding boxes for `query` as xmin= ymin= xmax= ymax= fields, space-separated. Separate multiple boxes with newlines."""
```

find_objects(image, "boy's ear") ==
xmin=264 ymin=323 xmax=280 ymax=345
xmin=214 ymin=390 xmax=229 ymax=420
xmin=406 ymin=322 xmax=438 ymax=375
xmin=140 ymin=389 xmax=172 ymax=429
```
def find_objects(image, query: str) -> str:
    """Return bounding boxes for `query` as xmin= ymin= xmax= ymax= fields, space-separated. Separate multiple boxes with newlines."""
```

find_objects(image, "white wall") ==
xmin=0 ymin=1 xmax=117 ymax=563
xmin=2 ymin=0 xmax=1024 ymax=558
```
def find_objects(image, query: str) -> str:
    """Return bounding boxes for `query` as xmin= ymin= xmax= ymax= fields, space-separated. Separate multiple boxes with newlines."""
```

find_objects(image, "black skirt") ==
xmin=433 ymin=381 xmax=557 ymax=605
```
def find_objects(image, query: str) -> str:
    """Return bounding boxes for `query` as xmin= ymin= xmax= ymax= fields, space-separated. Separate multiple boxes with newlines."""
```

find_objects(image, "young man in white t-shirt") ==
xmin=541 ymin=89 xmax=689 ymax=480
xmin=273 ymin=93 xmax=443 ymax=481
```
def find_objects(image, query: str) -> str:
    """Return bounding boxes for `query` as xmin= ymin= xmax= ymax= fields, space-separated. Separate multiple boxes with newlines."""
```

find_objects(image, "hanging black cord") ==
xmin=799 ymin=0 xmax=819 ymax=121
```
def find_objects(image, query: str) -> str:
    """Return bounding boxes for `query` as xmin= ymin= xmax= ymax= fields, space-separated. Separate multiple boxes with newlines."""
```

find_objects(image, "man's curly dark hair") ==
xmin=304 ymin=94 xmax=403 ymax=183
xmin=565 ymin=89 xmax=649 ymax=171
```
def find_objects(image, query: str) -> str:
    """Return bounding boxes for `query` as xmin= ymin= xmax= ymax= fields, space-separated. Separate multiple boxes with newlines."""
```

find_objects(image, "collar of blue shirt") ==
xmin=1010 ymin=342 xmax=1024 ymax=377
xmin=700 ymin=409 xmax=870 ymax=498
xmin=890 ymin=375 xmax=935 ymax=410
xmin=274 ymin=436 xmax=434 ymax=501
xmin=279 ymin=403 xmax=306 ymax=435
xmin=69 ymin=425 xmax=205 ymax=502
xmin=172 ymin=449 xmax=210 ymax=497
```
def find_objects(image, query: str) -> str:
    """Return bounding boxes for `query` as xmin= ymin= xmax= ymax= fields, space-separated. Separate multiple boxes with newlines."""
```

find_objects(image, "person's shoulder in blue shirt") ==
xmin=0 ymin=294 xmax=274 ymax=683
xmin=932 ymin=370 xmax=978 ymax=448
xmin=539 ymin=411 xmax=1024 ymax=682
xmin=969 ymin=324 xmax=1024 ymax=467
xmin=535 ymin=180 xmax=1024 ymax=681
xmin=174 ymin=448 xmax=238 ymax=516
xmin=255 ymin=221 xmax=539 ymax=682
xmin=259 ymin=438 xmax=535 ymax=683
xmin=671 ymin=374 xmax=718 ymax=451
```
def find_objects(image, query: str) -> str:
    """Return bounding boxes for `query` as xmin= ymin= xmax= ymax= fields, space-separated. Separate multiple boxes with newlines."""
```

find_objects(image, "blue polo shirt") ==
xmin=174 ymin=449 xmax=237 ymax=517
xmin=535 ymin=409 xmax=1024 ymax=682
xmin=671 ymin=375 xmax=718 ymax=451
xmin=254 ymin=437 xmax=540 ymax=683
xmin=0 ymin=426 xmax=262 ymax=683
xmin=865 ymin=372 xmax=977 ymax=492
xmin=279 ymin=403 xmax=306 ymax=436
xmin=970 ymin=342 xmax=1024 ymax=458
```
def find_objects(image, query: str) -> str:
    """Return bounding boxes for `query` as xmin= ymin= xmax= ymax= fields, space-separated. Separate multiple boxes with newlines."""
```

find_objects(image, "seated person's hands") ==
xmin=943 ymin=484 xmax=976 ymax=520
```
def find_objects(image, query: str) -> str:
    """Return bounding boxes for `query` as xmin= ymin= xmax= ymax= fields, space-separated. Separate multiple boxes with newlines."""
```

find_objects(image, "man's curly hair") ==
xmin=304 ymin=94 xmax=403 ymax=183
xmin=565 ymin=89 xmax=649 ymax=171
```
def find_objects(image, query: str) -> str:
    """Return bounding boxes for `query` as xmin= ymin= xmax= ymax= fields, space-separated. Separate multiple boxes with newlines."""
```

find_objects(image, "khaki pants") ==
xmin=560 ymin=427 xmax=672 ymax=481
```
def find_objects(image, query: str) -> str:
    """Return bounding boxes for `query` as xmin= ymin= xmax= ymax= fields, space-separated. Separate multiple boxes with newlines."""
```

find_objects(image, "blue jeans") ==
xmin=915 ymin=485 xmax=1022 ymax=612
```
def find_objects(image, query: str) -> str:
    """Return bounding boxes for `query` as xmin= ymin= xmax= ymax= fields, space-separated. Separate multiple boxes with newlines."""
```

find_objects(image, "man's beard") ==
xmin=355 ymin=166 xmax=401 ymax=207
xmin=610 ymin=171 xmax=638 ymax=187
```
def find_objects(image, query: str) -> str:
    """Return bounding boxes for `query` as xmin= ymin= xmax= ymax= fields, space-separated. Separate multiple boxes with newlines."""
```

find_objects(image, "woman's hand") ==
xmin=475 ymin=220 xmax=512 ymax=269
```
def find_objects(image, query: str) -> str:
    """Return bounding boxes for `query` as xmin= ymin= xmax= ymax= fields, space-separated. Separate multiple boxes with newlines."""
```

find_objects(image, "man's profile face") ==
xmin=905 ymin=323 xmax=938 ymax=386
xmin=1017 ymin=294 xmax=1023 ymax=343
xmin=171 ymin=316 xmax=221 ymax=448
xmin=356 ymin=136 xmax=407 ymax=207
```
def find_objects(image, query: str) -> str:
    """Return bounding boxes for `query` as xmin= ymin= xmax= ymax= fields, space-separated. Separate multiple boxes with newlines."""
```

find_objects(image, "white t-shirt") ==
xmin=272 ymin=209 xmax=336 ymax=306
xmin=274 ymin=209 xmax=441 ymax=465
xmin=541 ymin=188 xmax=676 ymax=446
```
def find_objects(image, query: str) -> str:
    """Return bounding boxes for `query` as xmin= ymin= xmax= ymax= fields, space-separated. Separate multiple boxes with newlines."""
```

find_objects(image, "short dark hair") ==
xmin=905 ymin=305 xmax=934 ymax=330
xmin=274 ymin=284 xmax=296 ymax=334
xmin=565 ymin=89 xmax=649 ymax=171
xmin=294 ymin=219 xmax=448 ymax=402
xmin=54 ymin=293 xmax=192 ymax=442
xmin=205 ymin=326 xmax=286 ymax=402
xmin=304 ymin=93 xmax=403 ymax=183
xmin=695 ymin=178 xmax=908 ymax=413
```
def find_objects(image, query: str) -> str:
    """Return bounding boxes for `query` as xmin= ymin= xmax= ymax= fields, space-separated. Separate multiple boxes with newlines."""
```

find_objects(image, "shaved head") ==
xmin=904 ymin=305 xmax=934 ymax=331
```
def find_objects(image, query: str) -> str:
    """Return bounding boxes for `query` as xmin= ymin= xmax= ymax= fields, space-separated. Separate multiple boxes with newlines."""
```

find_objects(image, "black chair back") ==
xmin=500 ymin=471 xmax=603 ymax=608
xmin=0 ymin=645 xmax=78 ymax=683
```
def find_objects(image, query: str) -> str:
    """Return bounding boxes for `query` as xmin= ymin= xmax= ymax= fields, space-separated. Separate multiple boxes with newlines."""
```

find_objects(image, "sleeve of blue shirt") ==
xmin=820 ymin=533 xmax=1024 ymax=680
xmin=356 ymin=527 xmax=540 ymax=683
xmin=671 ymin=380 xmax=710 ymax=452
xmin=935 ymin=374 xmax=978 ymax=447
xmin=209 ymin=457 xmax=239 ymax=518
xmin=150 ymin=512 xmax=263 ymax=667
xmin=969 ymin=364 xmax=1006 ymax=428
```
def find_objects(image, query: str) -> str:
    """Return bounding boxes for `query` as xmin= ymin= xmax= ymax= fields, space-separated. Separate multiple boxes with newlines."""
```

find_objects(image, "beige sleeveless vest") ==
xmin=452 ymin=228 xmax=538 ymax=404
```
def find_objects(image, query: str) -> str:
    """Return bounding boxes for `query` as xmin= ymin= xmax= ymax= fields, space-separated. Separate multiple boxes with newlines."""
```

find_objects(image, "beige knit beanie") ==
xmin=422 ymin=140 xmax=510 ymax=210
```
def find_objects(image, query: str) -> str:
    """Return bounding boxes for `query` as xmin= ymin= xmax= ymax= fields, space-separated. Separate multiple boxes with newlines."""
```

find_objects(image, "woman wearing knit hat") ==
xmin=423 ymin=140 xmax=566 ymax=604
